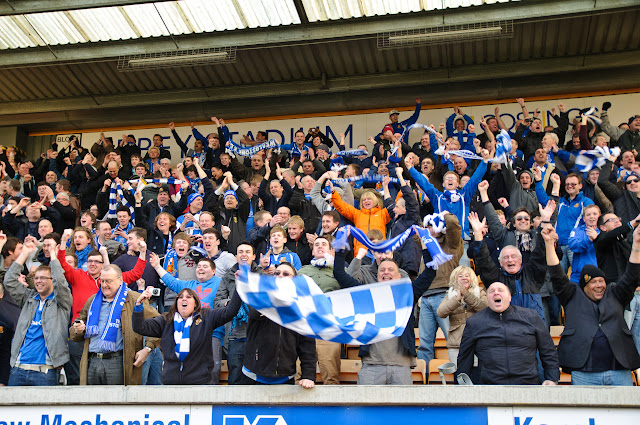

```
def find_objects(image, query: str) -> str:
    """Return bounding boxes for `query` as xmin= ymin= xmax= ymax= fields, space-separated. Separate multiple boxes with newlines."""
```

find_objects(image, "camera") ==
xmin=150 ymin=288 xmax=161 ymax=297
xmin=73 ymin=319 xmax=82 ymax=325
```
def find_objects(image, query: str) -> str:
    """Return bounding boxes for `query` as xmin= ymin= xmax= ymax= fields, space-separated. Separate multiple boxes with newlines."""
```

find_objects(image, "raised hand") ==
xmin=541 ymin=226 xmax=556 ymax=243
xmin=549 ymin=173 xmax=561 ymax=186
xmin=539 ymin=200 xmax=556 ymax=222
xmin=498 ymin=197 xmax=509 ymax=208
xmin=149 ymin=252 xmax=161 ymax=269
xmin=468 ymin=124 xmax=475 ymax=133
xmin=168 ymin=122 xmax=175 ymax=131
xmin=516 ymin=98 xmax=525 ymax=107
xmin=477 ymin=180 xmax=489 ymax=193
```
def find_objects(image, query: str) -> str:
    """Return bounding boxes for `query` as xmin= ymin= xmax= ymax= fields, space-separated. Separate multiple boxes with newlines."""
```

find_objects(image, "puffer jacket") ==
xmin=436 ymin=286 xmax=487 ymax=349
xmin=331 ymin=190 xmax=391 ymax=254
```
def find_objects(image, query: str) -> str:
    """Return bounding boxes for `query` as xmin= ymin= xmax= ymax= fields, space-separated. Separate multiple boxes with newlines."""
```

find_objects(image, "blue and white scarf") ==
xmin=163 ymin=248 xmax=179 ymax=277
xmin=131 ymin=177 xmax=183 ymax=193
xmin=226 ymin=139 xmax=279 ymax=157
xmin=331 ymin=174 xmax=401 ymax=186
xmin=173 ymin=313 xmax=192 ymax=362
xmin=332 ymin=224 xmax=453 ymax=269
xmin=335 ymin=149 xmax=368 ymax=157
xmin=583 ymin=106 xmax=603 ymax=126
xmin=398 ymin=123 xmax=439 ymax=143
xmin=103 ymin=182 xmax=135 ymax=222
xmin=85 ymin=283 xmax=128 ymax=352
xmin=575 ymin=146 xmax=621 ymax=172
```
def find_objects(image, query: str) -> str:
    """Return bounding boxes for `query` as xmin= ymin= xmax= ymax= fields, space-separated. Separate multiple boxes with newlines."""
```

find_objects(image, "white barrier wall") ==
xmin=1 ymin=386 xmax=639 ymax=425
xmin=62 ymin=92 xmax=639 ymax=162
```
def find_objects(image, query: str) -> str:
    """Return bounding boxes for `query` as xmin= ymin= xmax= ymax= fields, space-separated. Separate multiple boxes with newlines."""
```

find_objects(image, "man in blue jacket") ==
xmin=405 ymin=149 xmax=489 ymax=241
xmin=536 ymin=172 xmax=594 ymax=274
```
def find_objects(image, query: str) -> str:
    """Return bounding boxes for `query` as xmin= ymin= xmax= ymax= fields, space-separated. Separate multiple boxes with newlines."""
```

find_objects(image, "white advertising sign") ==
xmin=81 ymin=93 xmax=639 ymax=164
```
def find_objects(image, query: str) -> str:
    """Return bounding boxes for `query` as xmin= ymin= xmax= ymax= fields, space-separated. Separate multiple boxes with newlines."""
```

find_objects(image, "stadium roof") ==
xmin=0 ymin=0 xmax=638 ymax=133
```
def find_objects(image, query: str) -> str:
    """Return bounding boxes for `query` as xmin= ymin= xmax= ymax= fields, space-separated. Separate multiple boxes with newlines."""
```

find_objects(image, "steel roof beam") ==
xmin=1 ymin=49 xmax=638 ymax=116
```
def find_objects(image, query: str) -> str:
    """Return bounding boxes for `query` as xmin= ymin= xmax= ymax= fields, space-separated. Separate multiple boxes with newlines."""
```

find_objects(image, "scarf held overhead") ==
xmin=226 ymin=139 xmax=279 ymax=157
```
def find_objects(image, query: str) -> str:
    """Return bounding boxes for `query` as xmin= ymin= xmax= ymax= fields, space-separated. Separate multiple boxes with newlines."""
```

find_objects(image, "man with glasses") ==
xmin=599 ymin=150 xmax=640 ymax=238
xmin=4 ymin=239 xmax=70 ymax=386
xmin=57 ymin=228 xmax=147 ymax=385
xmin=469 ymin=203 xmax=556 ymax=322
xmin=536 ymin=172 xmax=594 ymax=274
xmin=595 ymin=213 xmax=640 ymax=284
xmin=478 ymin=181 xmax=537 ymax=265
xmin=70 ymin=264 xmax=159 ymax=385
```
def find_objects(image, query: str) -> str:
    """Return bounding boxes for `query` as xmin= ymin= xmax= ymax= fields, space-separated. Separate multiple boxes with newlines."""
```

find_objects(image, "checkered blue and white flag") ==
xmin=235 ymin=266 xmax=414 ymax=345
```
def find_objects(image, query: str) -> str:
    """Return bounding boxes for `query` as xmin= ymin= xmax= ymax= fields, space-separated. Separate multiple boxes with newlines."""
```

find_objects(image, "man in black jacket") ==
xmin=242 ymin=262 xmax=316 ymax=388
xmin=457 ymin=280 xmax=560 ymax=385
xmin=544 ymin=224 xmax=640 ymax=386
xmin=595 ymin=212 xmax=640 ymax=283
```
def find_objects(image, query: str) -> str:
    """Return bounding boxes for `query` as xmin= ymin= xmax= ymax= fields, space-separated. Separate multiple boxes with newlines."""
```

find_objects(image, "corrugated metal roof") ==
xmin=0 ymin=10 xmax=636 ymax=104
xmin=0 ymin=0 xmax=518 ymax=50
xmin=301 ymin=0 xmax=517 ymax=22
xmin=0 ymin=0 xmax=302 ymax=50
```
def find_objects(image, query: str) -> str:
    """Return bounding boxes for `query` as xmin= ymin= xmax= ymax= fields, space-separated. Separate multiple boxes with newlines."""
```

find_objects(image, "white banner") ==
xmin=81 ymin=92 xmax=639 ymax=163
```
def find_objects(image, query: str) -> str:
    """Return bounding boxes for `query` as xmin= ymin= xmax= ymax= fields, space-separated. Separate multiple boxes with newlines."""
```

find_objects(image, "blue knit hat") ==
xmin=187 ymin=193 xmax=203 ymax=205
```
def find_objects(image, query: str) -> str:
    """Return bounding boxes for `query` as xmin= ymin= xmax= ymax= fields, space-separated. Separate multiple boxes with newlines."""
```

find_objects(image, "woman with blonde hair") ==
xmin=330 ymin=189 xmax=390 ymax=254
xmin=436 ymin=265 xmax=487 ymax=365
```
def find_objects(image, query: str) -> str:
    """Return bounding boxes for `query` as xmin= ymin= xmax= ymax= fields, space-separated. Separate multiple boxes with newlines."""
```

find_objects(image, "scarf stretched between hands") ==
xmin=173 ymin=313 xmax=192 ymax=362
xmin=226 ymin=139 xmax=279 ymax=157
xmin=85 ymin=283 xmax=128 ymax=352
xmin=332 ymin=225 xmax=453 ymax=269
xmin=331 ymin=174 xmax=401 ymax=186
xmin=132 ymin=177 xmax=183 ymax=193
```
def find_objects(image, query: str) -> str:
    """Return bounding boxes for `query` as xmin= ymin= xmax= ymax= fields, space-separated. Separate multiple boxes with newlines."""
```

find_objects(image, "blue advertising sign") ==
xmin=213 ymin=406 xmax=488 ymax=425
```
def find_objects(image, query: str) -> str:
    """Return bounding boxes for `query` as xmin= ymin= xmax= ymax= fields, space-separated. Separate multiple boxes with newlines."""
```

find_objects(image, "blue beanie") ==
xmin=187 ymin=193 xmax=203 ymax=205
xmin=224 ymin=190 xmax=238 ymax=202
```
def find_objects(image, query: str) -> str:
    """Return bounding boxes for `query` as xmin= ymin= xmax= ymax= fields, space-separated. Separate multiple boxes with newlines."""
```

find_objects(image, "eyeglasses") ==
xmin=603 ymin=216 xmax=621 ymax=225
xmin=626 ymin=179 xmax=639 ymax=184
xmin=274 ymin=271 xmax=293 ymax=277
xmin=34 ymin=276 xmax=52 ymax=281
xmin=515 ymin=216 xmax=530 ymax=221
xmin=565 ymin=183 xmax=578 ymax=187
xmin=86 ymin=260 xmax=104 ymax=264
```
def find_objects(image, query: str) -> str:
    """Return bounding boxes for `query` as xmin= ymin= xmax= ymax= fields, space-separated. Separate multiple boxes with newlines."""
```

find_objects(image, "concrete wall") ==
xmin=1 ymin=385 xmax=639 ymax=407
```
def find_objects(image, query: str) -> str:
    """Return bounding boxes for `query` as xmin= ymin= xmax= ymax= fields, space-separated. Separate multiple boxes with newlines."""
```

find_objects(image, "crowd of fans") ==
xmin=0 ymin=97 xmax=639 ymax=388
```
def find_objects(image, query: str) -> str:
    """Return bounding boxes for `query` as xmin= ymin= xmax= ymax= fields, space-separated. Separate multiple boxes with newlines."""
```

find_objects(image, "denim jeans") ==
xmin=227 ymin=339 xmax=252 ymax=385
xmin=571 ymin=370 xmax=634 ymax=386
xmin=8 ymin=366 xmax=60 ymax=386
xmin=559 ymin=244 xmax=573 ymax=275
xmin=141 ymin=346 xmax=163 ymax=385
xmin=64 ymin=339 xmax=84 ymax=385
xmin=417 ymin=292 xmax=449 ymax=364
xmin=631 ymin=294 xmax=640 ymax=356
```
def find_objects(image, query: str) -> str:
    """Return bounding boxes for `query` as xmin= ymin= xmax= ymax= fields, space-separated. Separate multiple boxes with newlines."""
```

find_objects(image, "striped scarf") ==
xmin=85 ymin=283 xmax=128 ymax=352
xmin=173 ymin=313 xmax=192 ymax=362
xmin=103 ymin=182 xmax=135 ymax=222
xmin=333 ymin=224 xmax=453 ymax=269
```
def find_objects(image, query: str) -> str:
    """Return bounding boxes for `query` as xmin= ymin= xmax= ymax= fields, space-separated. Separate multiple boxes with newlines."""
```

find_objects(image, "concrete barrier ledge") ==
xmin=1 ymin=385 xmax=639 ymax=408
